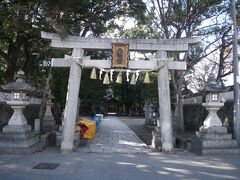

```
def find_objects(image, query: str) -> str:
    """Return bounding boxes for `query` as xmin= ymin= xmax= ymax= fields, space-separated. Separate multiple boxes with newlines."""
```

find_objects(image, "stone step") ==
xmin=0 ymin=140 xmax=44 ymax=154
xmin=201 ymin=133 xmax=232 ymax=140
xmin=0 ymin=135 xmax=40 ymax=148
xmin=201 ymin=148 xmax=240 ymax=155
xmin=202 ymin=139 xmax=238 ymax=148
xmin=0 ymin=131 xmax=37 ymax=140
xmin=200 ymin=126 xmax=227 ymax=134
xmin=2 ymin=124 xmax=32 ymax=133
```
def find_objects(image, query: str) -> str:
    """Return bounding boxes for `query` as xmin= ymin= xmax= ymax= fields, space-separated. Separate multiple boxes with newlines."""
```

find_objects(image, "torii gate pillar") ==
xmin=61 ymin=48 xmax=83 ymax=152
xmin=157 ymin=51 xmax=174 ymax=153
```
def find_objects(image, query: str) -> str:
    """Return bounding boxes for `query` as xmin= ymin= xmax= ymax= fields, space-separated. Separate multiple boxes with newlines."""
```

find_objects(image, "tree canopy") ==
xmin=0 ymin=0 xmax=236 ymax=119
xmin=0 ymin=0 xmax=146 ymax=83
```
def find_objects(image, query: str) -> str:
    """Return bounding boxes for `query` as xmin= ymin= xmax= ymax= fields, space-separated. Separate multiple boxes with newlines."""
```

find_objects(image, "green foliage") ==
xmin=79 ymin=69 xmax=106 ymax=113
xmin=80 ymin=69 xmax=106 ymax=104
xmin=0 ymin=0 xmax=53 ymax=82
xmin=120 ymin=10 xmax=161 ymax=39
xmin=111 ymin=73 xmax=139 ymax=106
xmin=111 ymin=72 xmax=158 ymax=106
xmin=51 ymin=68 xmax=69 ymax=109
xmin=43 ymin=0 xmax=146 ymax=37
xmin=0 ymin=58 xmax=5 ymax=84
xmin=0 ymin=0 xmax=146 ymax=82
xmin=141 ymin=72 xmax=158 ymax=102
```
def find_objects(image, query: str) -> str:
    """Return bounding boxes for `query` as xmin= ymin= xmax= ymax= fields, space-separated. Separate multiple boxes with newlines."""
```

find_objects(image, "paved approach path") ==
xmin=81 ymin=116 xmax=150 ymax=154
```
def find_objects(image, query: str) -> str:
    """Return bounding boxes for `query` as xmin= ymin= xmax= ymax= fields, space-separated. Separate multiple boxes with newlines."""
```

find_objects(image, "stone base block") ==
xmin=199 ymin=126 xmax=227 ymax=134
xmin=3 ymin=124 xmax=31 ymax=133
xmin=201 ymin=139 xmax=237 ymax=148
xmin=193 ymin=127 xmax=240 ymax=155
xmin=197 ymin=133 xmax=232 ymax=140
xmin=43 ymin=115 xmax=54 ymax=121
xmin=42 ymin=120 xmax=57 ymax=133
xmin=201 ymin=148 xmax=240 ymax=155
xmin=0 ymin=142 xmax=43 ymax=154
xmin=0 ymin=129 xmax=42 ymax=154
xmin=0 ymin=130 xmax=36 ymax=139
xmin=56 ymin=131 xmax=63 ymax=147
xmin=0 ymin=136 xmax=39 ymax=148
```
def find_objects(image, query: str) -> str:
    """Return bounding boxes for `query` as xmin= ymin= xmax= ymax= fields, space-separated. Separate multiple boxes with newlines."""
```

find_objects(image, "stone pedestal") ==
xmin=7 ymin=101 xmax=29 ymax=126
xmin=193 ymin=126 xmax=240 ymax=155
xmin=0 ymin=100 xmax=42 ymax=153
xmin=42 ymin=105 xmax=57 ymax=132
xmin=42 ymin=117 xmax=57 ymax=132
xmin=0 ymin=124 xmax=41 ymax=153
xmin=202 ymin=102 xmax=223 ymax=127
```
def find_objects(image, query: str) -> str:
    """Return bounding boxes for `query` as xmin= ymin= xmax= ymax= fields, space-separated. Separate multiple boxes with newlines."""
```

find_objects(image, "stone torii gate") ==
xmin=41 ymin=32 xmax=198 ymax=153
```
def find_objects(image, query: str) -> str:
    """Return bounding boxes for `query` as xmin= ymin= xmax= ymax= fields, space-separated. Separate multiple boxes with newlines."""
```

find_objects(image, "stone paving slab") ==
xmin=78 ymin=116 xmax=151 ymax=154
xmin=1 ymin=149 xmax=240 ymax=180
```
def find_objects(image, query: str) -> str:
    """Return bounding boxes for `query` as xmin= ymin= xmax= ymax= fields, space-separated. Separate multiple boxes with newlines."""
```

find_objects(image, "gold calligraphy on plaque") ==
xmin=112 ymin=44 xmax=129 ymax=69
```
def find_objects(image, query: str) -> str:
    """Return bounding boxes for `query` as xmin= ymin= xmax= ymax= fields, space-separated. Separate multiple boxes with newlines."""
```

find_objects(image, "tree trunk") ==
xmin=176 ymin=71 xmax=184 ymax=133
xmin=216 ymin=27 xmax=231 ymax=84
xmin=22 ymin=41 xmax=34 ymax=75
xmin=171 ymin=57 xmax=186 ymax=133
xmin=5 ymin=59 xmax=16 ymax=82
xmin=4 ymin=35 xmax=26 ymax=82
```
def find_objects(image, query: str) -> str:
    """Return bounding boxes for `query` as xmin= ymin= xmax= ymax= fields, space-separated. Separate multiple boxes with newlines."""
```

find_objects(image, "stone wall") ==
xmin=0 ymin=103 xmax=40 ymax=131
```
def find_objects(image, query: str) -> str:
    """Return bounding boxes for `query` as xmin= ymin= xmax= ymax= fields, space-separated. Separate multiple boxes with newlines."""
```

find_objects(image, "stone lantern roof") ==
xmin=203 ymin=73 xmax=229 ymax=93
xmin=1 ymin=70 xmax=35 ymax=92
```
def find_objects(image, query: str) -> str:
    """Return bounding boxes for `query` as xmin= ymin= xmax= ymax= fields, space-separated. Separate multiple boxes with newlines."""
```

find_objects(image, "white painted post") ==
xmin=61 ymin=48 xmax=83 ymax=152
xmin=157 ymin=51 xmax=174 ymax=153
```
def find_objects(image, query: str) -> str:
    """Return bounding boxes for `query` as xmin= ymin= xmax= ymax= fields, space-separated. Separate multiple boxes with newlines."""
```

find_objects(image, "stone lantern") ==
xmin=1 ymin=70 xmax=35 ymax=129
xmin=201 ymin=73 xmax=225 ymax=129
xmin=192 ymin=73 xmax=240 ymax=155
xmin=0 ymin=70 xmax=41 ymax=153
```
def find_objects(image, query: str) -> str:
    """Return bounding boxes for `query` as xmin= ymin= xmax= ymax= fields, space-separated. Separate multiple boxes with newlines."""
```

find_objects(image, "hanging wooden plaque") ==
xmin=112 ymin=43 xmax=129 ymax=69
